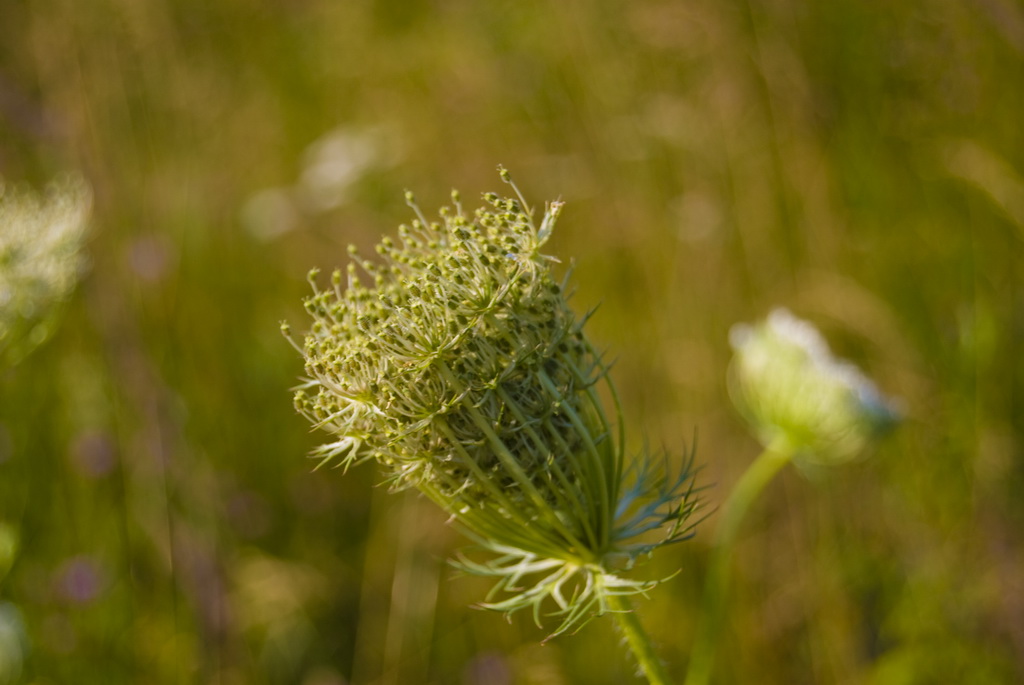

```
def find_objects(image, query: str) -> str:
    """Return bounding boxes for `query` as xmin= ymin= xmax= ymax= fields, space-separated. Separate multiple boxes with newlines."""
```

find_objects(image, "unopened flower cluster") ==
xmin=729 ymin=308 xmax=899 ymax=465
xmin=288 ymin=171 xmax=696 ymax=632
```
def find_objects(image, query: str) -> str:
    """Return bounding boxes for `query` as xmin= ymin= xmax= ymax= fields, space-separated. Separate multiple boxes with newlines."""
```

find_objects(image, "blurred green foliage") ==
xmin=1 ymin=0 xmax=1022 ymax=683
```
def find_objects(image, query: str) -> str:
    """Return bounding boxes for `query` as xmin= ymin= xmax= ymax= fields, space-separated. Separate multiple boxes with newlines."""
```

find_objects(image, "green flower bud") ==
xmin=728 ymin=308 xmax=899 ymax=466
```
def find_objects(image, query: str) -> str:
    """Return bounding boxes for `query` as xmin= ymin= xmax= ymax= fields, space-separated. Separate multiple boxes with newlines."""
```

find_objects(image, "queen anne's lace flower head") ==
xmin=287 ymin=169 xmax=698 ymax=634
xmin=728 ymin=308 xmax=900 ymax=466
xmin=0 ymin=176 xmax=91 ymax=367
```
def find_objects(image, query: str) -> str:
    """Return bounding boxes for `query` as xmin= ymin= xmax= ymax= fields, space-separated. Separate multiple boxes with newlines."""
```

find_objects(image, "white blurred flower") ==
xmin=240 ymin=187 xmax=299 ymax=242
xmin=241 ymin=125 xmax=402 ymax=242
xmin=728 ymin=308 xmax=899 ymax=465
xmin=0 ymin=176 xmax=91 ymax=366
xmin=297 ymin=125 xmax=401 ymax=213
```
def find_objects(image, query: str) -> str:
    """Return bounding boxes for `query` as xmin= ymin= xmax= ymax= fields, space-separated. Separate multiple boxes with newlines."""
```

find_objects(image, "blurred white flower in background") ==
xmin=240 ymin=187 xmax=300 ymax=243
xmin=728 ymin=308 xmax=900 ymax=467
xmin=0 ymin=175 xmax=91 ymax=367
xmin=297 ymin=125 xmax=398 ymax=212
xmin=241 ymin=125 xmax=402 ymax=242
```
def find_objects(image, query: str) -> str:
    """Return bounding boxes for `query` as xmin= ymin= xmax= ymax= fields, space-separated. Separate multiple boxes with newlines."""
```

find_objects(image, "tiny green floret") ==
xmin=290 ymin=170 xmax=699 ymax=636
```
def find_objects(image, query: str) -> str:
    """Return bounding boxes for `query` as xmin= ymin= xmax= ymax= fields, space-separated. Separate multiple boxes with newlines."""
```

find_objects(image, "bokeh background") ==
xmin=2 ymin=1 xmax=1023 ymax=683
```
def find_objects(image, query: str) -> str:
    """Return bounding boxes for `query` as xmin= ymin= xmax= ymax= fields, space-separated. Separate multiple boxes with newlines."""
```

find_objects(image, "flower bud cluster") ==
xmin=290 ymin=176 xmax=620 ymax=558
xmin=289 ymin=172 xmax=697 ymax=632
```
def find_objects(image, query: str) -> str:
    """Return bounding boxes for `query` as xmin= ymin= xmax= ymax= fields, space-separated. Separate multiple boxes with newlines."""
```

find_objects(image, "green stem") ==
xmin=684 ymin=440 xmax=795 ymax=685
xmin=608 ymin=593 xmax=673 ymax=685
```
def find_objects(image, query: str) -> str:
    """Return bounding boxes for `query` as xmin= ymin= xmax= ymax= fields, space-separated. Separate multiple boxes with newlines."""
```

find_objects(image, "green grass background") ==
xmin=1 ymin=1 xmax=1022 ymax=683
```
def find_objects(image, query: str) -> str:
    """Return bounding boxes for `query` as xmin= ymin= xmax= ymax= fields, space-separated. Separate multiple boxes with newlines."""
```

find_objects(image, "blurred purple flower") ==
xmin=55 ymin=556 xmax=107 ymax=604
xmin=69 ymin=431 xmax=116 ymax=478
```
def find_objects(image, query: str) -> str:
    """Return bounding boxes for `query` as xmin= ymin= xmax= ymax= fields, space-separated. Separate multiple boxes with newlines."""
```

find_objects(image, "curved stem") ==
xmin=684 ymin=440 xmax=795 ymax=685
xmin=608 ymin=593 xmax=673 ymax=685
